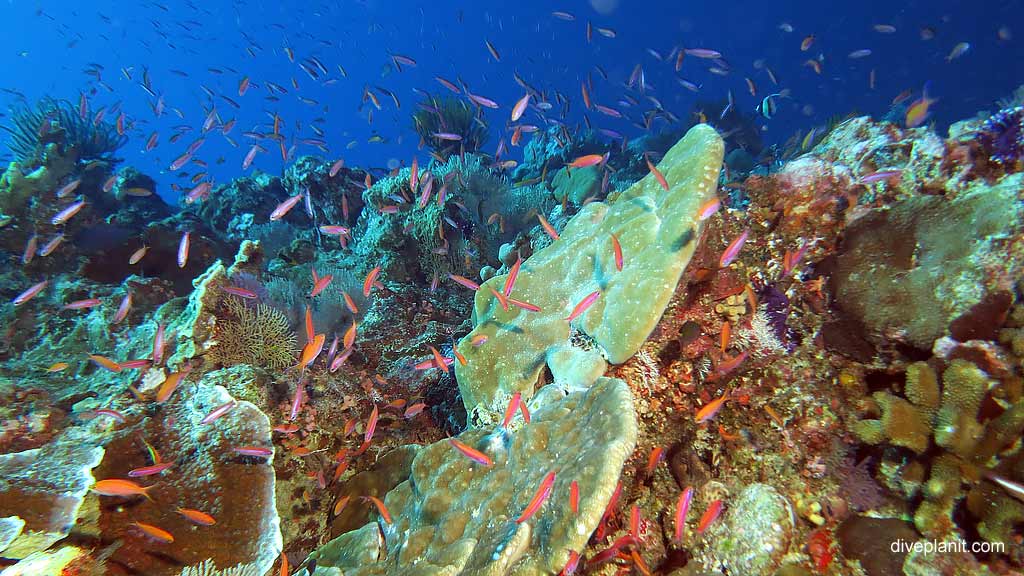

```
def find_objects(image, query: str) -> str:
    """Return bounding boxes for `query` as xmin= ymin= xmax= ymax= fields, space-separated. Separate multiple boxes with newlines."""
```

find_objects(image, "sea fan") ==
xmin=211 ymin=298 xmax=298 ymax=369
xmin=412 ymin=95 xmax=489 ymax=159
xmin=977 ymin=106 xmax=1024 ymax=168
xmin=1 ymin=97 xmax=127 ymax=166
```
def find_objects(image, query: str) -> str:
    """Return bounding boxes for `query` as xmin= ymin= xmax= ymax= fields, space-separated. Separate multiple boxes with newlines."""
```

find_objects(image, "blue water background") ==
xmin=0 ymin=0 xmax=1019 ymax=201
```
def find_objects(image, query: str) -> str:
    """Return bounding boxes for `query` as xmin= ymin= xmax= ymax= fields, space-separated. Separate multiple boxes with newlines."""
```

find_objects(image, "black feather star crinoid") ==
xmin=978 ymin=106 xmax=1024 ymax=169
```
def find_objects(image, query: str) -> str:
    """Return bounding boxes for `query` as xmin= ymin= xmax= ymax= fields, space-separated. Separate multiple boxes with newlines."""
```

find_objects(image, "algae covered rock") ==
xmin=696 ymin=484 xmax=795 ymax=576
xmin=300 ymin=377 xmax=638 ymax=576
xmin=833 ymin=172 xmax=1024 ymax=349
xmin=455 ymin=124 xmax=724 ymax=420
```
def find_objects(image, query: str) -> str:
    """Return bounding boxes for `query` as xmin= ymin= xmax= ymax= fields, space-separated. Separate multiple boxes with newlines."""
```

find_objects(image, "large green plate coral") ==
xmin=454 ymin=124 xmax=724 ymax=420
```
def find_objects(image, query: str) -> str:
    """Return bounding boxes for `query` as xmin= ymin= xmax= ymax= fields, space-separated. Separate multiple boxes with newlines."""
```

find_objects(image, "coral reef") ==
xmin=455 ymin=123 xmax=724 ymax=421
xmin=412 ymin=96 xmax=489 ymax=160
xmin=0 ymin=424 xmax=105 ymax=559
xmin=2 ymin=97 xmax=126 ymax=165
xmin=210 ymin=297 xmax=298 ymax=369
xmin=299 ymin=377 xmax=637 ymax=575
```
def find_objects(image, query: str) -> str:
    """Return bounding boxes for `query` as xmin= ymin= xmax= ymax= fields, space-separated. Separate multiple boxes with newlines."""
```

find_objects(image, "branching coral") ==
xmin=851 ymin=359 xmax=1024 ymax=539
xmin=412 ymin=95 xmax=488 ymax=159
xmin=211 ymin=297 xmax=297 ymax=369
xmin=2 ymin=97 xmax=126 ymax=166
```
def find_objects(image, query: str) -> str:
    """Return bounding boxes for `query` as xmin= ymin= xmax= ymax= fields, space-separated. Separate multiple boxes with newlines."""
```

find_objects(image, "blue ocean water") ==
xmin=1 ymin=0 xmax=1018 ymax=200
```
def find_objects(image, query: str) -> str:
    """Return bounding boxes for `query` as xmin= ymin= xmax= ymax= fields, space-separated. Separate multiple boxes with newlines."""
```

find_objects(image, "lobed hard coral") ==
xmin=299 ymin=377 xmax=637 ymax=576
xmin=455 ymin=123 xmax=724 ymax=421
xmin=91 ymin=378 xmax=282 ymax=575
xmin=0 ymin=424 xmax=105 ymax=559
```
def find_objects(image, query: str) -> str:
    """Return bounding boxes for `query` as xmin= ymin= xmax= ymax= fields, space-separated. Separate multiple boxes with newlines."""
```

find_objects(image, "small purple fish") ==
xmin=684 ymin=48 xmax=723 ymax=59
xmin=431 ymin=132 xmax=463 ymax=141
xmin=859 ymin=169 xmax=902 ymax=184
xmin=719 ymin=229 xmax=750 ymax=268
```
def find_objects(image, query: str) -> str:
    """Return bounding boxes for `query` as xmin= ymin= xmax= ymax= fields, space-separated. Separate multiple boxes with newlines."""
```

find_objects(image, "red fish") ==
xmin=502 ymin=391 xmax=523 ymax=428
xmin=64 ymin=298 xmax=102 ymax=310
xmin=610 ymin=234 xmax=623 ymax=271
xmin=503 ymin=257 xmax=522 ymax=297
xmin=565 ymin=291 xmax=600 ymax=322
xmin=697 ymin=499 xmax=723 ymax=533
xmin=128 ymin=462 xmax=174 ymax=477
xmin=449 ymin=438 xmax=493 ymax=466
xmin=234 ymin=446 xmax=273 ymax=457
xmin=645 ymin=156 xmax=669 ymax=191
xmin=363 ymin=266 xmax=381 ymax=297
xmin=201 ymin=401 xmax=237 ymax=424
xmin=152 ymin=323 xmax=166 ymax=366
xmin=12 ymin=280 xmax=47 ymax=305
xmin=516 ymin=471 xmax=556 ymax=524
xmin=270 ymin=194 xmax=303 ymax=221
xmin=52 ymin=200 xmax=85 ymax=226
xmin=538 ymin=214 xmax=559 ymax=240
xmin=449 ymin=274 xmax=480 ymax=291
xmin=570 ymin=480 xmax=580 ymax=514
xmin=310 ymin=273 xmax=333 ymax=298
xmin=674 ymin=486 xmax=694 ymax=541
xmin=364 ymin=405 xmax=379 ymax=444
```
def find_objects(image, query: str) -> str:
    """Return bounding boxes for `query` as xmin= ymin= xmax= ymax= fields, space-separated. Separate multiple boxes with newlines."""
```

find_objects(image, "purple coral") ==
xmin=978 ymin=106 xmax=1024 ymax=167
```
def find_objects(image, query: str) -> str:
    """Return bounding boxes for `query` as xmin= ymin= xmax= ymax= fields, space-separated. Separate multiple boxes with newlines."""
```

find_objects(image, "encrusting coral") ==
xmin=455 ymin=123 xmax=725 ymax=422
xmin=298 ymin=377 xmax=637 ymax=576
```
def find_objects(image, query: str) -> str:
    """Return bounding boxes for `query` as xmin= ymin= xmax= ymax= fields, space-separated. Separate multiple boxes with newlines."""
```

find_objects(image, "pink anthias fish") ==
xmin=718 ymin=229 xmax=750 ymax=268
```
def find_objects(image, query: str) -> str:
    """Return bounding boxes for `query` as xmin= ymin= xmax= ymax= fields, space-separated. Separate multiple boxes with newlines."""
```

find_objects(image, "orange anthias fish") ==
xmin=131 ymin=521 xmax=174 ymax=543
xmin=92 ymin=478 xmax=154 ymax=500
xmin=516 ymin=471 xmax=556 ymax=524
xmin=364 ymin=495 xmax=392 ymax=523
xmin=645 ymin=155 xmax=669 ymax=191
xmin=177 ymin=507 xmax=216 ymax=526
xmin=449 ymin=438 xmax=494 ymax=466
xmin=568 ymin=153 xmax=605 ymax=169
xmin=695 ymin=392 xmax=729 ymax=423
xmin=697 ymin=499 xmax=724 ymax=533
xmin=905 ymin=83 xmax=938 ymax=128
xmin=296 ymin=333 xmax=326 ymax=370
